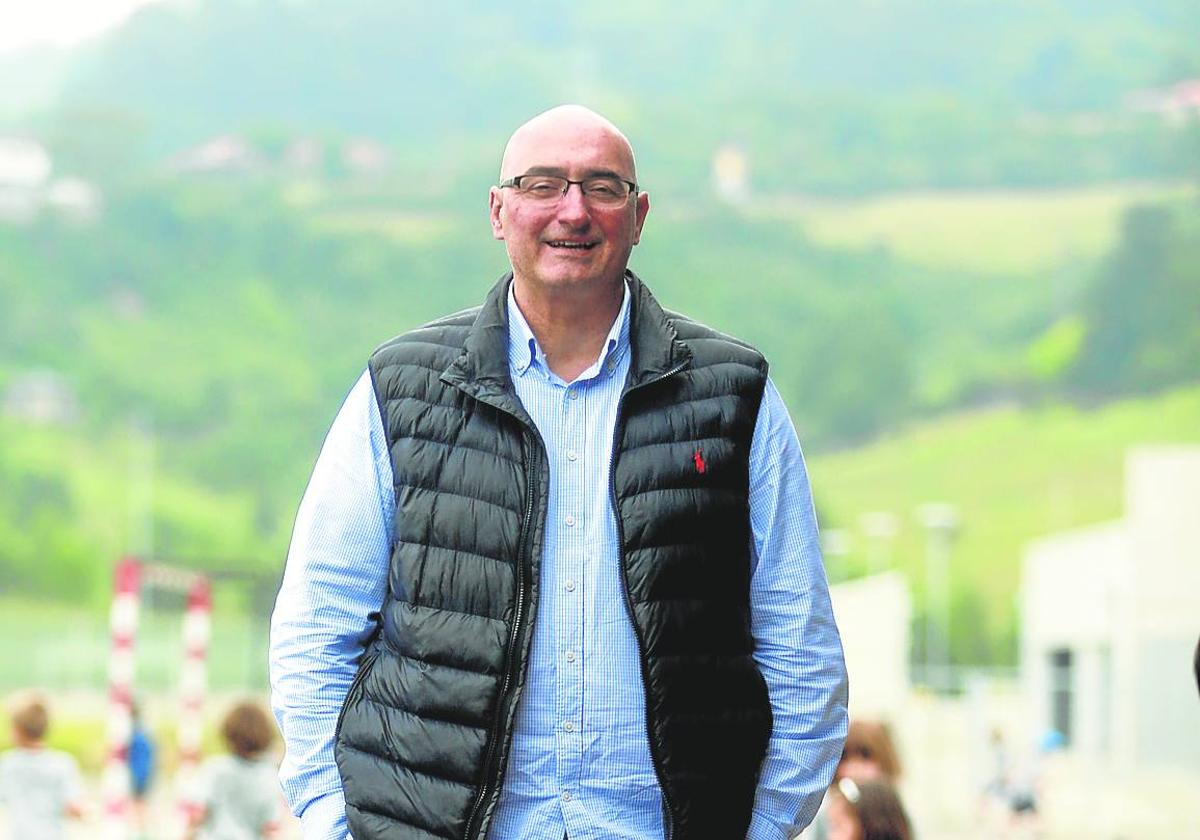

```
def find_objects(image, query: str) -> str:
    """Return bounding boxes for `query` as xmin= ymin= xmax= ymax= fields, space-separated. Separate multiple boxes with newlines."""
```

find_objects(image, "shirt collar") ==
xmin=507 ymin=278 xmax=632 ymax=381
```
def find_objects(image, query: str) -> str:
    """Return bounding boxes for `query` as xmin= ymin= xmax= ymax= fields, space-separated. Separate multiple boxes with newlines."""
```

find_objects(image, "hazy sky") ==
xmin=0 ymin=0 xmax=165 ymax=53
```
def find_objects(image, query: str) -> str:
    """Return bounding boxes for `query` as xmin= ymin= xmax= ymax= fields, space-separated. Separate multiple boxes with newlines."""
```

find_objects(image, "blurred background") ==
xmin=0 ymin=0 xmax=1197 ymax=837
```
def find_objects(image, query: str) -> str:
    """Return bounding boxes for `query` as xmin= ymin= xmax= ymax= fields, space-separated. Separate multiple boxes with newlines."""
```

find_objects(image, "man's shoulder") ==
xmin=371 ymin=306 xmax=480 ymax=357
xmin=368 ymin=305 xmax=481 ymax=371
xmin=661 ymin=308 xmax=768 ymax=373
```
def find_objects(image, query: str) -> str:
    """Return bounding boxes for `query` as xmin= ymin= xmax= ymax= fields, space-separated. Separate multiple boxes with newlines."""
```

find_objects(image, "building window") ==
xmin=1049 ymin=648 xmax=1073 ymax=746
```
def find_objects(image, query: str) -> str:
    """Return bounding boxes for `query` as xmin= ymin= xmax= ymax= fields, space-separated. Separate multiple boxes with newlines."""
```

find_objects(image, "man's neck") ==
xmin=512 ymin=276 xmax=624 ymax=382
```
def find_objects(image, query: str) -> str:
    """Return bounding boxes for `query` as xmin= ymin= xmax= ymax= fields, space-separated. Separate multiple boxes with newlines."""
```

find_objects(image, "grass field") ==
xmin=808 ymin=382 xmax=1200 ymax=663
xmin=0 ymin=597 xmax=270 ymax=695
xmin=754 ymin=181 xmax=1196 ymax=275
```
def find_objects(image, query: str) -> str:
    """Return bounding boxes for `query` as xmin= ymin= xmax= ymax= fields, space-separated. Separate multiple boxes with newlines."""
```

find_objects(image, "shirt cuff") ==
xmin=746 ymin=809 xmax=792 ymax=840
xmin=300 ymin=789 xmax=351 ymax=840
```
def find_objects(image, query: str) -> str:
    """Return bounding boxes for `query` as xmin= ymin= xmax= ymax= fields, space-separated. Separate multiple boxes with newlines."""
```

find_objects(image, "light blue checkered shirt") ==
xmin=270 ymin=281 xmax=847 ymax=840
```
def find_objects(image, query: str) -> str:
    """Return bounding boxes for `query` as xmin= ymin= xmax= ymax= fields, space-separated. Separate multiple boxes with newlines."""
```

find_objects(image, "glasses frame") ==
xmin=497 ymin=174 xmax=638 ymax=205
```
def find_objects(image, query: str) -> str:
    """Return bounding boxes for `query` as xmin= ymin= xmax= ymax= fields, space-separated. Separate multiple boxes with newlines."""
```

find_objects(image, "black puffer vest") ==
xmin=335 ymin=271 xmax=772 ymax=840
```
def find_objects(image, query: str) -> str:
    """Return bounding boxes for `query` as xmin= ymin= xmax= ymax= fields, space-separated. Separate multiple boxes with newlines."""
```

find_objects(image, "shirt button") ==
xmin=564 ymin=579 xmax=576 ymax=592
xmin=564 ymin=514 xmax=576 ymax=527
xmin=562 ymin=791 xmax=572 ymax=802
xmin=565 ymin=650 xmax=576 ymax=662
xmin=566 ymin=449 xmax=578 ymax=461
xmin=569 ymin=390 xmax=579 ymax=400
xmin=563 ymin=721 xmax=575 ymax=732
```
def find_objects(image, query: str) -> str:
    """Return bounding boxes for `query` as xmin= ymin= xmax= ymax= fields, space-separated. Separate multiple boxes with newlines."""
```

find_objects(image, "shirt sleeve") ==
xmin=745 ymin=378 xmax=849 ymax=840
xmin=62 ymin=752 xmax=84 ymax=806
xmin=269 ymin=369 xmax=395 ymax=840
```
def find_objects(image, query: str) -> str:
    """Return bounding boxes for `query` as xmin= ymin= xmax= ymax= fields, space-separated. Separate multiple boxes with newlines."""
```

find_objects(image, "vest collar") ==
xmin=623 ymin=269 xmax=694 ymax=389
xmin=440 ymin=270 xmax=693 ymax=409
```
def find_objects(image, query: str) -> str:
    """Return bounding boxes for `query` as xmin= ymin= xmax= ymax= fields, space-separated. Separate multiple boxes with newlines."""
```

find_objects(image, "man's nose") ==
xmin=556 ymin=182 xmax=591 ymax=224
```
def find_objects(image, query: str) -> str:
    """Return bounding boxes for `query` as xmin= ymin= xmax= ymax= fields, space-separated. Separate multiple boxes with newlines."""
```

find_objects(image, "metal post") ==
xmin=103 ymin=556 xmax=141 ymax=840
xmin=860 ymin=511 xmax=899 ymax=575
xmin=917 ymin=503 xmax=958 ymax=691
xmin=821 ymin=528 xmax=853 ymax=581
xmin=174 ymin=575 xmax=212 ymax=838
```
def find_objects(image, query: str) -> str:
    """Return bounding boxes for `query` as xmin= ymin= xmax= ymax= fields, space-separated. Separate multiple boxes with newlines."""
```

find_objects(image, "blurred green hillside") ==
xmin=11 ymin=0 xmax=1196 ymax=192
xmin=0 ymin=0 xmax=1198 ymax=671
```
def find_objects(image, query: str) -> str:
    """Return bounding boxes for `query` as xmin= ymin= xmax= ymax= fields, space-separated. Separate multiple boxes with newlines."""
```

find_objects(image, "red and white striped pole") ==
xmin=174 ymin=574 xmax=212 ymax=836
xmin=103 ymin=555 xmax=141 ymax=840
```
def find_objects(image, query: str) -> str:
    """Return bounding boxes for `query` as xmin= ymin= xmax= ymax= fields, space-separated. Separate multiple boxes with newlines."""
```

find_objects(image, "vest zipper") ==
xmin=465 ymin=429 xmax=539 ymax=840
xmin=608 ymin=361 xmax=687 ymax=840
xmin=335 ymin=648 xmax=379 ymax=736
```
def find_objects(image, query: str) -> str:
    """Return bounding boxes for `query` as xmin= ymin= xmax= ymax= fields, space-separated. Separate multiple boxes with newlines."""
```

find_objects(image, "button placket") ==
xmin=557 ymin=381 xmax=586 ymax=785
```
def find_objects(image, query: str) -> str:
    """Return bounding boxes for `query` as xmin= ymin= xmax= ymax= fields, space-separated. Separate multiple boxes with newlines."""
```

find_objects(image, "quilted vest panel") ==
xmin=335 ymin=273 xmax=771 ymax=840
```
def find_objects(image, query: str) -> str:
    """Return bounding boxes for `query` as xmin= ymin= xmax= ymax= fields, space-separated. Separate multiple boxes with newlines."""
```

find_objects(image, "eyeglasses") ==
xmin=498 ymin=174 xmax=637 ymax=207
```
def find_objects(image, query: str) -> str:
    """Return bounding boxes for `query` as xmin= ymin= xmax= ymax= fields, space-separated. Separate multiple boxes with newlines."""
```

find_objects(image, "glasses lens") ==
xmin=518 ymin=176 xmax=569 ymax=201
xmin=580 ymin=177 xmax=631 ymax=206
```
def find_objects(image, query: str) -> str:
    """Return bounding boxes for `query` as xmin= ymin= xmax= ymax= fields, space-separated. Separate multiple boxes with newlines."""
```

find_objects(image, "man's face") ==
xmin=489 ymin=114 xmax=650 ymax=297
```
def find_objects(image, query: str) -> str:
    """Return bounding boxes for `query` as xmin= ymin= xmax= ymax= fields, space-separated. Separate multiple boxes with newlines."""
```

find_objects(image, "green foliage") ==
xmin=635 ymin=207 xmax=919 ymax=443
xmin=1069 ymin=201 xmax=1200 ymax=395
xmin=1027 ymin=316 xmax=1085 ymax=383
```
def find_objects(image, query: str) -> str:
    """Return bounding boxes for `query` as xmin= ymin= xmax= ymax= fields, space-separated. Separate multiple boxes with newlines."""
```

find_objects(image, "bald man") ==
xmin=270 ymin=105 xmax=847 ymax=840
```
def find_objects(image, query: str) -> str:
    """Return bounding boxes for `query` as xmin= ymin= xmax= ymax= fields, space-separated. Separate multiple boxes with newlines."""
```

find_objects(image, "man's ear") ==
xmin=631 ymin=191 xmax=650 ymax=246
xmin=489 ymin=187 xmax=505 ymax=241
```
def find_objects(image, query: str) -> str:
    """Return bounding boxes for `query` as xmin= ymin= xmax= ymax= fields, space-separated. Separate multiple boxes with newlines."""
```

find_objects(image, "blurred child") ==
xmin=837 ymin=719 xmax=902 ymax=783
xmin=825 ymin=777 xmax=912 ymax=840
xmin=128 ymin=701 xmax=156 ymax=838
xmin=186 ymin=699 xmax=280 ymax=840
xmin=0 ymin=692 xmax=86 ymax=840
xmin=797 ymin=719 xmax=905 ymax=839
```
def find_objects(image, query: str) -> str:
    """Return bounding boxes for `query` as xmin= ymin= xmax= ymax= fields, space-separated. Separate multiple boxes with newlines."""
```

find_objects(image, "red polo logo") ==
xmin=693 ymin=449 xmax=706 ymax=474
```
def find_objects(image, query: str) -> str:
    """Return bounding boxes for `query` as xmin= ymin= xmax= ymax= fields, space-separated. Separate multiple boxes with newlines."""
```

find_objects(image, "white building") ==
xmin=0 ymin=136 xmax=52 ymax=222
xmin=1021 ymin=447 xmax=1200 ymax=770
xmin=2 ymin=370 xmax=80 ymax=425
xmin=711 ymin=143 xmax=749 ymax=204
xmin=830 ymin=570 xmax=912 ymax=717
xmin=169 ymin=134 xmax=264 ymax=174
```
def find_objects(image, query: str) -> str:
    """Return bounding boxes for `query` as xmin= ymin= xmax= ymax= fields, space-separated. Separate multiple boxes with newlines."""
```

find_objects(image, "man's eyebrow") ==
xmin=518 ymin=166 xmax=631 ymax=180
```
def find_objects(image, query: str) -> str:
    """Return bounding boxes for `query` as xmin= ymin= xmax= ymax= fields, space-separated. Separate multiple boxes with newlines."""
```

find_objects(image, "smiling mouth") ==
xmin=546 ymin=240 xmax=598 ymax=250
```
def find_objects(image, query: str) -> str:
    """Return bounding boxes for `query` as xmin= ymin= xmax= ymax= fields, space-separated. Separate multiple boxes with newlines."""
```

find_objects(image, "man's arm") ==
xmin=746 ymin=378 xmax=849 ymax=840
xmin=269 ymin=370 xmax=394 ymax=840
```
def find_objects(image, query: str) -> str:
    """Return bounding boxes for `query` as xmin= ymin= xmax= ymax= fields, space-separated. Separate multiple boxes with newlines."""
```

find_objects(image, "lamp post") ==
xmin=917 ymin=503 xmax=958 ymax=691
xmin=128 ymin=413 xmax=154 ymax=561
xmin=860 ymin=511 xmax=899 ymax=575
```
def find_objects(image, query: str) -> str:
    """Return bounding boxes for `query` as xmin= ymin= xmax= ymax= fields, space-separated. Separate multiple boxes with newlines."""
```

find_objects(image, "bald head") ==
xmin=499 ymin=105 xmax=637 ymax=183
